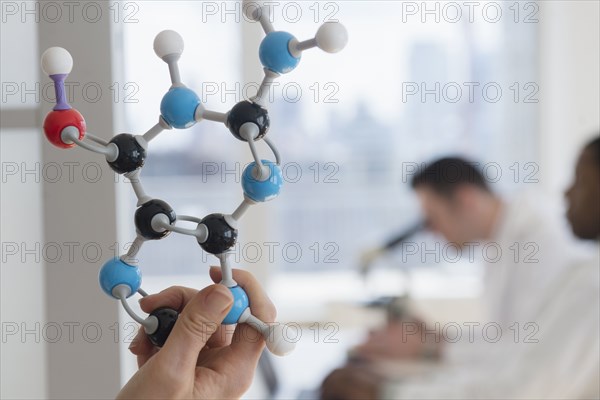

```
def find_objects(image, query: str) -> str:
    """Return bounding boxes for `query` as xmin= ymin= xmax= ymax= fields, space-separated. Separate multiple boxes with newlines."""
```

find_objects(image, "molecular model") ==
xmin=40 ymin=1 xmax=348 ymax=356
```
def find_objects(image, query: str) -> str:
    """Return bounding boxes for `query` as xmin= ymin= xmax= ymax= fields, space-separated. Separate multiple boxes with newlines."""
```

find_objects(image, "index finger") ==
xmin=139 ymin=286 xmax=198 ymax=314
xmin=210 ymin=267 xmax=283 ymax=358
xmin=139 ymin=285 xmax=232 ymax=349
xmin=209 ymin=266 xmax=276 ymax=322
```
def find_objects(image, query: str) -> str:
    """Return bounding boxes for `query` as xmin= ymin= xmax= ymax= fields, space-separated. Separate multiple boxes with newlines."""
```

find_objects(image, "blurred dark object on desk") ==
xmin=359 ymin=219 xmax=428 ymax=276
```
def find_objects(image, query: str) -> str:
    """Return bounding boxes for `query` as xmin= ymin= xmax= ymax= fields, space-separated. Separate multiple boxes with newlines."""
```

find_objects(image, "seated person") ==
xmin=357 ymin=157 xmax=582 ymax=361
xmin=321 ymin=137 xmax=600 ymax=399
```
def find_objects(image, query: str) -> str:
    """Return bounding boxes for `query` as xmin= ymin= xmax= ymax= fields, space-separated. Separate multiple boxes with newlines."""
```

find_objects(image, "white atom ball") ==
xmin=242 ymin=0 xmax=262 ymax=21
xmin=41 ymin=47 xmax=73 ymax=76
xmin=265 ymin=324 xmax=296 ymax=356
xmin=153 ymin=30 xmax=184 ymax=59
xmin=315 ymin=22 xmax=349 ymax=54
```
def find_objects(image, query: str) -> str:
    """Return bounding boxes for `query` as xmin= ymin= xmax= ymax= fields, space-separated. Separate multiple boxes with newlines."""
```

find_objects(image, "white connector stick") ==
xmin=252 ymin=68 xmax=280 ymax=107
xmin=195 ymin=106 xmax=228 ymax=123
xmin=238 ymin=308 xmax=296 ymax=356
xmin=230 ymin=197 xmax=256 ymax=222
xmin=84 ymin=132 xmax=109 ymax=146
xmin=258 ymin=5 xmax=275 ymax=34
xmin=142 ymin=117 xmax=171 ymax=143
xmin=289 ymin=22 xmax=349 ymax=58
xmin=263 ymin=136 xmax=281 ymax=165
xmin=289 ymin=38 xmax=317 ymax=58
xmin=151 ymin=214 xmax=209 ymax=242
xmin=120 ymin=235 xmax=145 ymax=265
xmin=124 ymin=169 xmax=152 ymax=206
xmin=240 ymin=123 xmax=270 ymax=181
xmin=216 ymin=252 xmax=237 ymax=288
xmin=113 ymin=284 xmax=158 ymax=333
xmin=164 ymin=54 xmax=183 ymax=87
xmin=61 ymin=126 xmax=118 ymax=161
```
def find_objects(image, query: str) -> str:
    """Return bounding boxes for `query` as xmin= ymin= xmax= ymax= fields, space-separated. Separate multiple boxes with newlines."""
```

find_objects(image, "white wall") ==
xmin=0 ymin=10 xmax=47 ymax=400
xmin=1 ymin=131 xmax=48 ymax=399
xmin=539 ymin=1 xmax=600 ymax=195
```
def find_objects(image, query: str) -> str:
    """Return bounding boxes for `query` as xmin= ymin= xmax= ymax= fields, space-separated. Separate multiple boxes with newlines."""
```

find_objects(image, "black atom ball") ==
xmin=199 ymin=213 xmax=238 ymax=254
xmin=134 ymin=199 xmax=176 ymax=240
xmin=226 ymin=101 xmax=270 ymax=141
xmin=147 ymin=307 xmax=178 ymax=347
xmin=107 ymin=133 xmax=146 ymax=174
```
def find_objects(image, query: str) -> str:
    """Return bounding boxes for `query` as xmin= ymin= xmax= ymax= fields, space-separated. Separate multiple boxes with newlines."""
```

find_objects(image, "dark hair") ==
xmin=410 ymin=157 xmax=490 ymax=196
xmin=585 ymin=135 xmax=600 ymax=166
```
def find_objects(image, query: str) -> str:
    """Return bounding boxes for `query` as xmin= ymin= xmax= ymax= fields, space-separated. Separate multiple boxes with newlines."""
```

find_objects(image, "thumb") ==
xmin=159 ymin=284 xmax=233 ymax=371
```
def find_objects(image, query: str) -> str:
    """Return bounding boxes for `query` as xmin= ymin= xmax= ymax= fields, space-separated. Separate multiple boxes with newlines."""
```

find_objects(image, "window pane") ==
xmin=120 ymin=1 xmax=242 ymax=276
xmin=265 ymin=1 xmax=538 ymax=274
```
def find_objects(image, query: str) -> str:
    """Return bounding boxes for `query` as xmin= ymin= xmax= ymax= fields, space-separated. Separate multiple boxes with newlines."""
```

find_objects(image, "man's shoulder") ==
xmin=500 ymin=192 xmax=564 ymax=237
xmin=555 ymin=249 xmax=600 ymax=297
xmin=572 ymin=249 xmax=600 ymax=287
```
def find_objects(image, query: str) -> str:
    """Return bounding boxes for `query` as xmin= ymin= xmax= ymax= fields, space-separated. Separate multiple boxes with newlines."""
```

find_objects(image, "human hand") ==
xmin=321 ymin=365 xmax=381 ymax=400
xmin=116 ymin=267 xmax=276 ymax=400
xmin=354 ymin=319 xmax=443 ymax=361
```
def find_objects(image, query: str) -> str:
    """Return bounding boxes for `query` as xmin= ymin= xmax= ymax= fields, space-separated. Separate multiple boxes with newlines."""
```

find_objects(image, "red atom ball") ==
xmin=43 ymin=108 xmax=86 ymax=149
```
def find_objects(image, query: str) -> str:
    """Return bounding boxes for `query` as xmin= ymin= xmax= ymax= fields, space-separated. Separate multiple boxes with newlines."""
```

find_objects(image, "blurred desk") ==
xmin=256 ymin=298 xmax=482 ymax=399
xmin=258 ymin=269 xmax=483 ymax=398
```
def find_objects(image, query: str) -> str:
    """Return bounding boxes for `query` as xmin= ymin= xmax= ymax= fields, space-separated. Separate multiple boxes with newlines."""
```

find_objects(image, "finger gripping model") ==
xmin=40 ymin=1 xmax=348 ymax=357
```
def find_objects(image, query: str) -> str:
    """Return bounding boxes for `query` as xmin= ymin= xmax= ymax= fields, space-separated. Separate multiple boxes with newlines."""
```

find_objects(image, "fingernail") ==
xmin=128 ymin=337 xmax=139 ymax=350
xmin=205 ymin=286 xmax=232 ymax=312
xmin=139 ymin=292 xmax=156 ymax=303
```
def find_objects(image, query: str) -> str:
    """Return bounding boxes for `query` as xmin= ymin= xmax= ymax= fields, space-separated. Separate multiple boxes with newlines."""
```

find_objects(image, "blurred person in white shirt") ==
xmin=321 ymin=136 xmax=600 ymax=399
xmin=355 ymin=157 xmax=583 ymax=361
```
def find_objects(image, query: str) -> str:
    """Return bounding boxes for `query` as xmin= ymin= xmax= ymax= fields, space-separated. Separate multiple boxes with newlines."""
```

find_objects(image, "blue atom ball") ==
xmin=242 ymin=160 xmax=283 ymax=202
xmin=222 ymin=286 xmax=249 ymax=325
xmin=99 ymin=257 xmax=142 ymax=299
xmin=259 ymin=31 xmax=301 ymax=74
xmin=160 ymin=86 xmax=200 ymax=129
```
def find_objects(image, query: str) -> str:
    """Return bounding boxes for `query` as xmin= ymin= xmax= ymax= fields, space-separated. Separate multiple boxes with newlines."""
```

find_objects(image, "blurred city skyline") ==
xmin=122 ymin=1 xmax=539 ymax=275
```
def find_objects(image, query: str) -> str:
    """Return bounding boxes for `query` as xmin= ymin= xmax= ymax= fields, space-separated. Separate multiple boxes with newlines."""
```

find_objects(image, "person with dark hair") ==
xmin=353 ymin=157 xmax=582 ymax=361
xmin=411 ymin=157 xmax=490 ymax=194
xmin=358 ymin=158 xmax=490 ymax=273
xmin=321 ymin=138 xmax=600 ymax=399
xmin=565 ymin=137 xmax=600 ymax=240
xmin=409 ymin=157 xmax=499 ymax=252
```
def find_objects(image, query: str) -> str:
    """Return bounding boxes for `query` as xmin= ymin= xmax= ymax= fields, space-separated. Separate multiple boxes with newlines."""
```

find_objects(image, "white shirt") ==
xmin=382 ymin=244 xmax=600 ymax=399
xmin=443 ymin=192 xmax=587 ymax=365
xmin=483 ymin=191 xmax=585 ymax=328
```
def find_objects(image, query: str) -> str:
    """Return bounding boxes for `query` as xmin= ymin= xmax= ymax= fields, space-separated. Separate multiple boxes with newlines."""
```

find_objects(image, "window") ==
xmin=120 ymin=0 xmax=539 ymax=393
